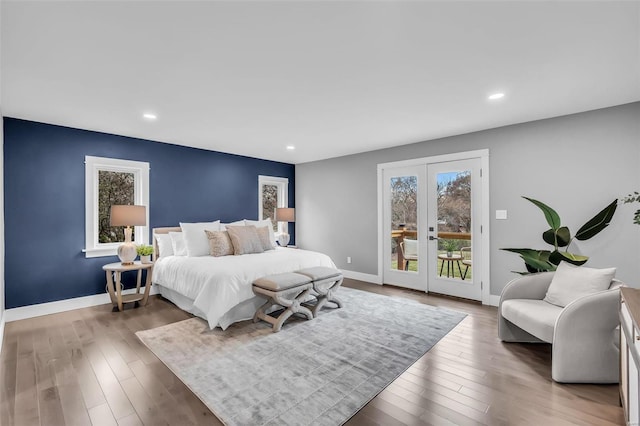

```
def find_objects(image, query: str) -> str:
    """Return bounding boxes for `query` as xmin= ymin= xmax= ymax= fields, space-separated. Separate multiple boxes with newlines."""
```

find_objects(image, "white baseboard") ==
xmin=486 ymin=295 xmax=500 ymax=307
xmin=5 ymin=286 xmax=160 ymax=323
xmin=340 ymin=269 xmax=382 ymax=285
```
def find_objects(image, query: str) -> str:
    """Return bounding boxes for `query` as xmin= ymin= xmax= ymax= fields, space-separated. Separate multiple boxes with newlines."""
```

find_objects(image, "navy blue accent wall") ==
xmin=3 ymin=118 xmax=295 ymax=309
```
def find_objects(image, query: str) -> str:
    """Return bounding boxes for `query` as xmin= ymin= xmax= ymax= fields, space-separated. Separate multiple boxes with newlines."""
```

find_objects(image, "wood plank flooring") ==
xmin=1 ymin=279 xmax=624 ymax=425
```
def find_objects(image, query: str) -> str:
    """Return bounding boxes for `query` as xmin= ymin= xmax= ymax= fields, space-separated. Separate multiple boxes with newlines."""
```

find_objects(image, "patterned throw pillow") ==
xmin=205 ymin=230 xmax=234 ymax=257
xmin=226 ymin=225 xmax=265 ymax=255
xmin=256 ymin=226 xmax=274 ymax=251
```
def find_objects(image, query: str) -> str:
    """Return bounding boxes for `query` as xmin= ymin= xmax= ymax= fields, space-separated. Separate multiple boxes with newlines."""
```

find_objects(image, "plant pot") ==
xmin=140 ymin=255 xmax=152 ymax=264
xmin=446 ymin=251 xmax=453 ymax=257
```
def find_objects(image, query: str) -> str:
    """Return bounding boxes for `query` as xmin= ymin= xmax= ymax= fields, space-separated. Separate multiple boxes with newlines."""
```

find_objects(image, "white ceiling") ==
xmin=2 ymin=1 xmax=639 ymax=164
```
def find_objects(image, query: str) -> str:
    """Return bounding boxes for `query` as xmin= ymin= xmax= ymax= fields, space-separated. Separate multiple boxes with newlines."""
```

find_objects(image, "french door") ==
xmin=426 ymin=159 xmax=482 ymax=301
xmin=382 ymin=166 xmax=427 ymax=290
xmin=382 ymin=157 xmax=483 ymax=301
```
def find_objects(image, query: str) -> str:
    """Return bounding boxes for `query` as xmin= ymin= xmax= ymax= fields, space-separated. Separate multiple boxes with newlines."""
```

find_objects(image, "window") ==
xmin=258 ymin=175 xmax=288 ymax=234
xmin=85 ymin=156 xmax=149 ymax=257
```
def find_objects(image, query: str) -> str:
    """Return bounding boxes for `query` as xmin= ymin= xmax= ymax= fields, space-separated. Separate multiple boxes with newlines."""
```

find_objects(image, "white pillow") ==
xmin=220 ymin=220 xmax=246 ymax=231
xmin=543 ymin=261 xmax=616 ymax=307
xmin=245 ymin=219 xmax=276 ymax=248
xmin=169 ymin=232 xmax=187 ymax=256
xmin=155 ymin=234 xmax=174 ymax=257
xmin=180 ymin=221 xmax=221 ymax=257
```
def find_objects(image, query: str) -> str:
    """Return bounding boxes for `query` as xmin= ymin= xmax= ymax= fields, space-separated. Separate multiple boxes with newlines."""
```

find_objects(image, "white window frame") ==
xmin=84 ymin=156 xmax=150 ymax=258
xmin=258 ymin=175 xmax=289 ymax=235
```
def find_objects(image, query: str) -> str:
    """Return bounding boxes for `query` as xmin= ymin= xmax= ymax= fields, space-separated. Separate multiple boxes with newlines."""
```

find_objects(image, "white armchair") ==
xmin=499 ymin=271 xmax=623 ymax=383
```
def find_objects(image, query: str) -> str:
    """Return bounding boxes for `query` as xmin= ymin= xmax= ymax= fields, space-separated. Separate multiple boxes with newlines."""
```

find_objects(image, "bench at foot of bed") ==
xmin=252 ymin=272 xmax=314 ymax=332
xmin=296 ymin=267 xmax=343 ymax=318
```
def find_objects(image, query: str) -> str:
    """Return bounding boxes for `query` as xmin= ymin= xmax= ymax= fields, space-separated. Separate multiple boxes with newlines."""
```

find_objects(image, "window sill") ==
xmin=83 ymin=247 xmax=118 ymax=258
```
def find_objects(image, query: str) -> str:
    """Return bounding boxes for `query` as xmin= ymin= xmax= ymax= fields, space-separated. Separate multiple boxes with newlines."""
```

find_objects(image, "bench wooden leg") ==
xmin=253 ymin=286 xmax=313 ymax=332
xmin=311 ymin=275 xmax=344 ymax=317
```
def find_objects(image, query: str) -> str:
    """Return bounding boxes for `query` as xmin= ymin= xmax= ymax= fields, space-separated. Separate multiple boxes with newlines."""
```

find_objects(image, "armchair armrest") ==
xmin=500 ymin=272 xmax=554 ymax=302
xmin=552 ymin=287 xmax=621 ymax=383
xmin=498 ymin=272 xmax=554 ymax=342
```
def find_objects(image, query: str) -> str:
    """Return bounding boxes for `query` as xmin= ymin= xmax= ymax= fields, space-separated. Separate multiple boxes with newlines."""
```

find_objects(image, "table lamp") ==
xmin=275 ymin=207 xmax=295 ymax=246
xmin=110 ymin=205 xmax=146 ymax=265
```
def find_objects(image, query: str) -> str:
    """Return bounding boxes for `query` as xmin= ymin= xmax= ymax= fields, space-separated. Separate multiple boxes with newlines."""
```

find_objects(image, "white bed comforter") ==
xmin=152 ymin=247 xmax=336 ymax=329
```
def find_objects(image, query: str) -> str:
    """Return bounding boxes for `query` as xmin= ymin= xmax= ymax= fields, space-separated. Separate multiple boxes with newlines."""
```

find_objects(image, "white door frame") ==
xmin=377 ymin=149 xmax=491 ymax=305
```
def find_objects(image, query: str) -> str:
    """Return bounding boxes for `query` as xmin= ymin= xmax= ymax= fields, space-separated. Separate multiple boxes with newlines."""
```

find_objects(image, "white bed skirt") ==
xmin=156 ymin=284 xmax=267 ymax=330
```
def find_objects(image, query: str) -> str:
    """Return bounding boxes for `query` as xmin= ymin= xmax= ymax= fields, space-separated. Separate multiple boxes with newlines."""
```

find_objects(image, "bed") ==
xmin=151 ymin=226 xmax=336 ymax=330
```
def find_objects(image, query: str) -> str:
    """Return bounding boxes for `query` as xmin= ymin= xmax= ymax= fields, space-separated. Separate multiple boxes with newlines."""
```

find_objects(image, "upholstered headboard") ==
xmin=152 ymin=226 xmax=181 ymax=261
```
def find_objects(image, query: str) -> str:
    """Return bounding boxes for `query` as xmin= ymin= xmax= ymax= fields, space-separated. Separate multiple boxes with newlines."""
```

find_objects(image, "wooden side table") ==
xmin=437 ymin=254 xmax=463 ymax=278
xmin=102 ymin=261 xmax=154 ymax=312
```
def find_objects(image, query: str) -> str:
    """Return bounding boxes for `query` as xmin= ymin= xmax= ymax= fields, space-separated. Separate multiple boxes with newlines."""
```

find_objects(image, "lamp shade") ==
xmin=110 ymin=205 xmax=147 ymax=226
xmin=275 ymin=207 xmax=295 ymax=222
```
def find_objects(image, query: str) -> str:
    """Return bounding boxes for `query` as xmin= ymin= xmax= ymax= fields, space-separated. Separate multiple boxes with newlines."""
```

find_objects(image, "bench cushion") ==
xmin=501 ymin=299 xmax=563 ymax=343
xmin=253 ymin=272 xmax=311 ymax=291
xmin=296 ymin=266 xmax=341 ymax=281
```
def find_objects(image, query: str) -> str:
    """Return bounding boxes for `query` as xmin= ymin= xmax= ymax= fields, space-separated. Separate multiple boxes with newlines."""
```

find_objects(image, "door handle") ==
xmin=429 ymin=236 xmax=439 ymax=241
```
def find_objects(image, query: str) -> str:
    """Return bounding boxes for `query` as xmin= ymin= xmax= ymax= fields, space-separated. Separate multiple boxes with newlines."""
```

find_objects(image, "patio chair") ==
xmin=460 ymin=246 xmax=472 ymax=279
xmin=399 ymin=238 xmax=418 ymax=270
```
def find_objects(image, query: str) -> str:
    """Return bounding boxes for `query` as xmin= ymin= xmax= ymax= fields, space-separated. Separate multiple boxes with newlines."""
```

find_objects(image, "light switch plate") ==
xmin=496 ymin=210 xmax=508 ymax=220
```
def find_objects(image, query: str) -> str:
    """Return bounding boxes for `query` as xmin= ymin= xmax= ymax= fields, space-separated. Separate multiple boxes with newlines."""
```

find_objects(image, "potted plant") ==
xmin=442 ymin=239 xmax=458 ymax=257
xmin=502 ymin=196 xmax=617 ymax=274
xmin=622 ymin=192 xmax=640 ymax=225
xmin=136 ymin=244 xmax=154 ymax=264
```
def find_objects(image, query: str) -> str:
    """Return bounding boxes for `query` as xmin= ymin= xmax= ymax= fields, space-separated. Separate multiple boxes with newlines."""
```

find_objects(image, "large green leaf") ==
xmin=502 ymin=248 xmax=554 ymax=272
xmin=575 ymin=199 xmax=617 ymax=241
xmin=542 ymin=226 xmax=571 ymax=248
xmin=548 ymin=250 xmax=563 ymax=265
xmin=542 ymin=229 xmax=555 ymax=246
xmin=557 ymin=251 xmax=589 ymax=265
xmin=523 ymin=197 xmax=561 ymax=230
xmin=555 ymin=227 xmax=571 ymax=247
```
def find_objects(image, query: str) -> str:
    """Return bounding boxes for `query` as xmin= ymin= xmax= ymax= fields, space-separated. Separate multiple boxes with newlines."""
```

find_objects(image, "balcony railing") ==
xmin=392 ymin=229 xmax=471 ymax=270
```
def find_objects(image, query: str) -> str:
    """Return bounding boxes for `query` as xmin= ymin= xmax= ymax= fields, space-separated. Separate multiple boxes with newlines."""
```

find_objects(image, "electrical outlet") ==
xmin=347 ymin=256 xmax=352 ymax=264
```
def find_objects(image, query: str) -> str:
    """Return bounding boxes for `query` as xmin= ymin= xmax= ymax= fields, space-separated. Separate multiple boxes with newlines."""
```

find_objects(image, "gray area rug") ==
xmin=136 ymin=287 xmax=467 ymax=426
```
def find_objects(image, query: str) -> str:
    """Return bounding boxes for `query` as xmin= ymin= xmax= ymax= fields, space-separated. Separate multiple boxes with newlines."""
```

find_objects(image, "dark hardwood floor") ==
xmin=1 ymin=279 xmax=624 ymax=425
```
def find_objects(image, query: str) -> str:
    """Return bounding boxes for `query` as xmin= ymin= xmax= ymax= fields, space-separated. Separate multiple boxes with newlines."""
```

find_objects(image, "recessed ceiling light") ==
xmin=488 ymin=93 xmax=505 ymax=100
xmin=143 ymin=112 xmax=157 ymax=120
xmin=286 ymin=145 xmax=295 ymax=150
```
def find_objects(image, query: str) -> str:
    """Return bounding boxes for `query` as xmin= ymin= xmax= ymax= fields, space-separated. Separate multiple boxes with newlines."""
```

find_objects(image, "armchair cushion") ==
xmin=543 ymin=261 xmax=616 ymax=307
xmin=502 ymin=299 xmax=563 ymax=343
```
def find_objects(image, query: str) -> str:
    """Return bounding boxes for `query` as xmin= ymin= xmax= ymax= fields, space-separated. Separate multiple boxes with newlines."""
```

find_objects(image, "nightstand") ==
xmin=102 ymin=261 xmax=153 ymax=312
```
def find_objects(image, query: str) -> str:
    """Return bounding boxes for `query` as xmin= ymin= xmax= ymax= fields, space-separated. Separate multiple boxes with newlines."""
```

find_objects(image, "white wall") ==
xmin=296 ymin=103 xmax=640 ymax=296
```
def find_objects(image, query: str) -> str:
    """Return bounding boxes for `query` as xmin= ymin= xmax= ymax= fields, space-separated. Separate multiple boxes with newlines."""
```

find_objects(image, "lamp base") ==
xmin=277 ymin=233 xmax=290 ymax=247
xmin=117 ymin=241 xmax=137 ymax=265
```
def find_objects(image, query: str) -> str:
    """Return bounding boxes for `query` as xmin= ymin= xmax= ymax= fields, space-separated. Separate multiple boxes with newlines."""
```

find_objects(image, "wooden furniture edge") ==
xmin=621 ymin=287 xmax=640 ymax=333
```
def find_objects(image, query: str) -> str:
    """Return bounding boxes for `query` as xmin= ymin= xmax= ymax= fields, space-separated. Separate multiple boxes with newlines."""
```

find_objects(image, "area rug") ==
xmin=136 ymin=287 xmax=467 ymax=426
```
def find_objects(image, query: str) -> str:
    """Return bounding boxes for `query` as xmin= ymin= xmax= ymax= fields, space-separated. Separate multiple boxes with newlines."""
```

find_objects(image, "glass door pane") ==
xmin=436 ymin=171 xmax=471 ymax=281
xmin=390 ymin=176 xmax=418 ymax=272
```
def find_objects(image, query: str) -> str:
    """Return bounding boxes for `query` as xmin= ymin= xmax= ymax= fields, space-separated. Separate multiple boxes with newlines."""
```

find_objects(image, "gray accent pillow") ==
xmin=543 ymin=261 xmax=616 ymax=307
xmin=205 ymin=230 xmax=234 ymax=257
xmin=226 ymin=225 xmax=265 ymax=255
xmin=256 ymin=226 xmax=274 ymax=251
